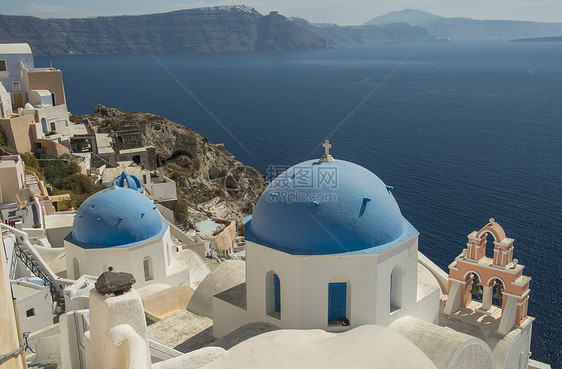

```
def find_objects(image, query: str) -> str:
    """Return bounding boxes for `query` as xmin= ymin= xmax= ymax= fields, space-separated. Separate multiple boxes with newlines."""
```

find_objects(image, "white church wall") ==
xmin=245 ymin=241 xmax=302 ymax=328
xmin=65 ymin=242 xmax=132 ymax=281
xmin=375 ymin=236 xmax=420 ymax=326
xmin=65 ymin=227 xmax=189 ymax=289
xmin=128 ymin=238 xmax=167 ymax=285
xmin=298 ymin=253 xmax=379 ymax=331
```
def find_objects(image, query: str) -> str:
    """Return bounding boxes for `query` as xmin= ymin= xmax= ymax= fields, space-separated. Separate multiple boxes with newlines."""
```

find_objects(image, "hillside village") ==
xmin=0 ymin=42 xmax=550 ymax=369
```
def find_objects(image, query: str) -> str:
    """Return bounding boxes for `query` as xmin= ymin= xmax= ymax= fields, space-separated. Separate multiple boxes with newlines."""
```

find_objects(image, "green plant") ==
xmin=1 ymin=145 xmax=16 ymax=154
xmin=192 ymin=157 xmax=202 ymax=171
xmin=0 ymin=126 xmax=8 ymax=146
xmin=173 ymin=192 xmax=189 ymax=226
xmin=166 ymin=163 xmax=182 ymax=172
xmin=32 ymin=223 xmax=41 ymax=228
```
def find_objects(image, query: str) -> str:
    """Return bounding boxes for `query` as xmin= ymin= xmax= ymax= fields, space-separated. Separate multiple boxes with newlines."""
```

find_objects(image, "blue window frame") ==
xmin=328 ymin=282 xmax=347 ymax=321
xmin=273 ymin=273 xmax=281 ymax=313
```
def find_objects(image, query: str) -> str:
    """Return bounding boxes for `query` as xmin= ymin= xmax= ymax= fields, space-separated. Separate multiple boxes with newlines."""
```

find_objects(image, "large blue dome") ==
xmin=246 ymin=159 xmax=411 ymax=255
xmin=72 ymin=187 xmax=165 ymax=248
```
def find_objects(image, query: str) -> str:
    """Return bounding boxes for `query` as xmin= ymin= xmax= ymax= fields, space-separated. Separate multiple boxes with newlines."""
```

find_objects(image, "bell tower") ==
xmin=444 ymin=220 xmax=531 ymax=335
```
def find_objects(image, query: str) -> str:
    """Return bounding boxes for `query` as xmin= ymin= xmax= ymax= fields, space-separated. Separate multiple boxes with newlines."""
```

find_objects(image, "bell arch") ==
xmin=447 ymin=221 xmax=532 ymax=335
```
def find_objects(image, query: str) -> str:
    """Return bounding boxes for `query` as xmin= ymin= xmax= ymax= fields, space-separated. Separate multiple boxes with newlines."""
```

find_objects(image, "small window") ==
xmin=26 ymin=308 xmax=35 ymax=318
xmin=0 ymin=60 xmax=7 ymax=72
xmin=273 ymin=274 xmax=281 ymax=313
xmin=143 ymin=256 xmax=153 ymax=281
xmin=50 ymin=122 xmax=56 ymax=131
xmin=328 ymin=282 xmax=348 ymax=326
xmin=12 ymin=81 xmax=21 ymax=92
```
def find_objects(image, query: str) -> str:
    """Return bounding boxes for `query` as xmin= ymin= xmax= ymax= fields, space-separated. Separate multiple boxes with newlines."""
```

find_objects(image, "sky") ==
xmin=2 ymin=0 xmax=562 ymax=25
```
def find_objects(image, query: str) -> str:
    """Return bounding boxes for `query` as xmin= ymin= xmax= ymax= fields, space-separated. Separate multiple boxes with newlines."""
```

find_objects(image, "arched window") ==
xmin=328 ymin=280 xmax=349 ymax=326
xmin=390 ymin=264 xmax=403 ymax=311
xmin=12 ymin=81 xmax=21 ymax=92
xmin=266 ymin=271 xmax=281 ymax=318
xmin=73 ymin=258 xmax=80 ymax=279
xmin=143 ymin=256 xmax=153 ymax=281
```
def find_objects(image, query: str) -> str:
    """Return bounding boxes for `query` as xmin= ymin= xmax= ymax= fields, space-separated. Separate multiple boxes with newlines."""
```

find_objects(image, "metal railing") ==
xmin=13 ymin=242 xmax=56 ymax=299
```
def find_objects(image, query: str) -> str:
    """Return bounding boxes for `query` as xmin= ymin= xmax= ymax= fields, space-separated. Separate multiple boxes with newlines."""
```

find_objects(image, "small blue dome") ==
xmin=115 ymin=170 xmax=143 ymax=192
xmin=72 ymin=187 xmax=164 ymax=248
xmin=246 ymin=159 xmax=407 ymax=255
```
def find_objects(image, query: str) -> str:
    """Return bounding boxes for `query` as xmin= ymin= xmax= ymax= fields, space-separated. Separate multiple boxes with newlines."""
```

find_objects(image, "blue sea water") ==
xmin=36 ymin=40 xmax=561 ymax=366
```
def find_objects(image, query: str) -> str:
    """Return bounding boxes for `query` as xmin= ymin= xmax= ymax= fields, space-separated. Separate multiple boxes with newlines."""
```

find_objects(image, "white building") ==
xmin=11 ymin=279 xmax=54 ymax=334
xmin=0 ymin=82 xmax=13 ymax=118
xmin=0 ymin=43 xmax=33 ymax=110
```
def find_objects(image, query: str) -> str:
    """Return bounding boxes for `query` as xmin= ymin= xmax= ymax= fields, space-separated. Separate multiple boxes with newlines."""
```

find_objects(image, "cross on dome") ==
xmin=319 ymin=139 xmax=335 ymax=162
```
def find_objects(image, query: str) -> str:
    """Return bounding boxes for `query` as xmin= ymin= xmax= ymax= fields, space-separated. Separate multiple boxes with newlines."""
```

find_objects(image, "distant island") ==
xmin=0 ymin=6 xmax=326 ymax=56
xmin=511 ymin=36 xmax=562 ymax=42
xmin=363 ymin=9 xmax=562 ymax=40
xmin=2 ymin=6 xmax=562 ymax=55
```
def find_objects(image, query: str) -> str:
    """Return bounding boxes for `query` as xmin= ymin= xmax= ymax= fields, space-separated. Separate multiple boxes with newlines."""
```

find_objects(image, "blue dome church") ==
xmin=212 ymin=141 xmax=439 ymax=337
xmin=64 ymin=175 xmax=192 ymax=289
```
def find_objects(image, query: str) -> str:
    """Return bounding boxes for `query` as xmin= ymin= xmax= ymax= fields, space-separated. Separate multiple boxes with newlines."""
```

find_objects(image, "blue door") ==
xmin=328 ymin=282 xmax=347 ymax=321
xmin=273 ymin=274 xmax=281 ymax=313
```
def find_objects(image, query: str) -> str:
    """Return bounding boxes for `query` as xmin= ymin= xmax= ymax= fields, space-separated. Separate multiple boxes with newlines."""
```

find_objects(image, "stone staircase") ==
xmin=2 ymin=224 xmax=72 ymax=310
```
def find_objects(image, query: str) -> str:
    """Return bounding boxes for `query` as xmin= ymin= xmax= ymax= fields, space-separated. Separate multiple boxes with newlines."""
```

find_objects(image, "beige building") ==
xmin=0 ymin=115 xmax=36 ymax=153
xmin=0 ymin=43 xmax=71 ymax=156
xmin=0 ymin=155 xmax=28 ymax=204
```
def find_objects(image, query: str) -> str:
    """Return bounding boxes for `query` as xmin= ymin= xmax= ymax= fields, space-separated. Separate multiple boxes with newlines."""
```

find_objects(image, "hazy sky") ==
xmin=3 ymin=0 xmax=562 ymax=25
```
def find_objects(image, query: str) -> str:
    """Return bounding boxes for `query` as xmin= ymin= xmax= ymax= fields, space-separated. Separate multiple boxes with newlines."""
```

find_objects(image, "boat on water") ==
xmin=427 ymin=37 xmax=451 ymax=43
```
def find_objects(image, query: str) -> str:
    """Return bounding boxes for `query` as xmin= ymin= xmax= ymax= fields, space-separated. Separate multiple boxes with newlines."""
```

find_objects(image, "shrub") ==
xmin=166 ymin=163 xmax=182 ymax=172
xmin=59 ymin=173 xmax=103 ymax=194
xmin=0 ymin=126 xmax=8 ymax=146
xmin=192 ymin=157 xmax=202 ymax=171
xmin=173 ymin=192 xmax=189 ymax=226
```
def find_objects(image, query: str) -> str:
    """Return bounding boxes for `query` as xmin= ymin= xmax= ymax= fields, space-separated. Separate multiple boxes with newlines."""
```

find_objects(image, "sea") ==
xmin=36 ymin=40 xmax=561 ymax=366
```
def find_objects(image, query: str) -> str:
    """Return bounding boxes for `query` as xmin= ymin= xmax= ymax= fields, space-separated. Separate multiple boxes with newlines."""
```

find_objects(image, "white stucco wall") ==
xmin=35 ymin=104 xmax=70 ymax=134
xmin=0 ymin=82 xmax=13 ymax=118
xmin=11 ymin=281 xmax=53 ymax=334
xmin=65 ymin=226 xmax=189 ymax=288
xmin=85 ymin=289 xmax=151 ymax=369
xmin=213 ymin=234 xmax=438 ymax=338
xmin=150 ymin=180 xmax=177 ymax=201
xmin=0 ymin=44 xmax=33 ymax=108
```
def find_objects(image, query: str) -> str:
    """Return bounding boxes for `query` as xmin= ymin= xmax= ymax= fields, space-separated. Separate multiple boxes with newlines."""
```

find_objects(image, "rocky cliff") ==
xmin=290 ymin=18 xmax=432 ymax=45
xmin=81 ymin=105 xmax=266 ymax=225
xmin=0 ymin=6 xmax=325 ymax=56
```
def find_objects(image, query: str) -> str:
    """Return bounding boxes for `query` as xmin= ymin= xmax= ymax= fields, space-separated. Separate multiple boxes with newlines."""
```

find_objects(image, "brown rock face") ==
xmin=83 ymin=107 xmax=266 ymax=224
xmin=95 ymin=271 xmax=136 ymax=295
